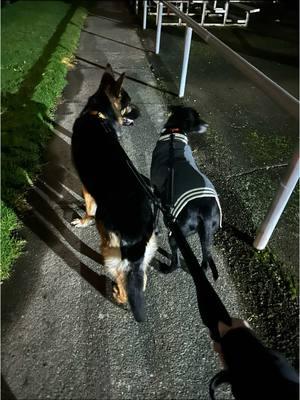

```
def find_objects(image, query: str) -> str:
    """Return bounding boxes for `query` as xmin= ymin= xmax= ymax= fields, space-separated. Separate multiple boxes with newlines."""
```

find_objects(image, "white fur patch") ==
xmin=103 ymin=232 xmax=129 ymax=272
xmin=103 ymin=232 xmax=157 ymax=275
xmin=141 ymin=233 xmax=158 ymax=271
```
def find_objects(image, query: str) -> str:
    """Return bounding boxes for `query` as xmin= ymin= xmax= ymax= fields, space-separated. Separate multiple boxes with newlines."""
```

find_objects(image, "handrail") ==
xmin=161 ymin=0 xmax=299 ymax=120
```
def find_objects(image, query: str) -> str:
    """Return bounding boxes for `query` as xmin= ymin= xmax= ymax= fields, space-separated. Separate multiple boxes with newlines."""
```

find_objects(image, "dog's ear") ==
xmin=105 ymin=63 xmax=115 ymax=78
xmin=99 ymin=71 xmax=115 ymax=92
xmin=114 ymin=73 xmax=125 ymax=97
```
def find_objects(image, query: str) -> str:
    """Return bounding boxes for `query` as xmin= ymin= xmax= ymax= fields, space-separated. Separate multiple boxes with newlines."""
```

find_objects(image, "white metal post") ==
xmin=143 ymin=1 xmax=147 ymax=30
xmin=223 ymin=1 xmax=229 ymax=25
xmin=201 ymin=2 xmax=207 ymax=25
xmin=179 ymin=26 xmax=193 ymax=98
xmin=253 ymin=151 xmax=300 ymax=250
xmin=179 ymin=1 xmax=183 ymax=26
xmin=155 ymin=2 xmax=163 ymax=54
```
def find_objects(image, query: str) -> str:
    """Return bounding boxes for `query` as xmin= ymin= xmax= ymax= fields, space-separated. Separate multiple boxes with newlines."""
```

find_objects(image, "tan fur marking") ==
xmin=96 ymin=222 xmax=122 ymax=269
xmin=96 ymin=221 xmax=128 ymax=304
xmin=83 ymin=186 xmax=97 ymax=215
xmin=71 ymin=186 xmax=97 ymax=227
xmin=113 ymin=271 xmax=128 ymax=304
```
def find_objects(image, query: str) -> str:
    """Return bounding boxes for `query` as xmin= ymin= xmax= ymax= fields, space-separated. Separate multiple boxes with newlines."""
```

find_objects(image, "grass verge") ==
xmin=1 ymin=0 xmax=88 ymax=280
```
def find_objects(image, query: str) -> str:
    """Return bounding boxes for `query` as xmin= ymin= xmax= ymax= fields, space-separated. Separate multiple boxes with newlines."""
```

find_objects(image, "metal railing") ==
xmin=142 ymin=0 xmax=261 ymax=27
xmin=142 ymin=0 xmax=299 ymax=250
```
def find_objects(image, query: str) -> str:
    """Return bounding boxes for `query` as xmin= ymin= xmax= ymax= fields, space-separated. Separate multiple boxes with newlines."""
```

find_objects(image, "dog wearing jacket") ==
xmin=150 ymin=106 xmax=221 ymax=280
xmin=71 ymin=64 xmax=157 ymax=322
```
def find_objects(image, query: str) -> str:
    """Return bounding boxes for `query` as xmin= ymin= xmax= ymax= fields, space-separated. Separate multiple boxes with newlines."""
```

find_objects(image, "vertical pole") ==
xmin=155 ymin=2 xmax=163 ymax=54
xmin=143 ymin=1 xmax=147 ymax=30
xmin=201 ymin=1 xmax=207 ymax=25
xmin=179 ymin=1 xmax=183 ymax=25
xmin=253 ymin=151 xmax=300 ymax=250
xmin=179 ymin=26 xmax=193 ymax=98
xmin=223 ymin=1 xmax=229 ymax=25
xmin=135 ymin=0 xmax=139 ymax=15
xmin=245 ymin=11 xmax=250 ymax=27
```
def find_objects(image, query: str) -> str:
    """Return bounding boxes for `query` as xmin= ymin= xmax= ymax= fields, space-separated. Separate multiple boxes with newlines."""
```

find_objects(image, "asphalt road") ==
xmin=2 ymin=1 xmax=298 ymax=399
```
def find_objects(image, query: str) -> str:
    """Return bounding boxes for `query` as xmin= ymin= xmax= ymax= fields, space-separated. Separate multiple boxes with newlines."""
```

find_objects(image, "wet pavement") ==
xmin=2 ymin=1 xmax=298 ymax=399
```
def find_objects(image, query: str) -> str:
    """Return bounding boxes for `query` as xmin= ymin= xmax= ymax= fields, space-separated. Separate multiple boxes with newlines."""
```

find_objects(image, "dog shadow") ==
xmin=23 ymin=183 xmax=118 ymax=306
xmin=15 ymin=123 xmax=130 ymax=311
xmin=1 ymin=375 xmax=17 ymax=400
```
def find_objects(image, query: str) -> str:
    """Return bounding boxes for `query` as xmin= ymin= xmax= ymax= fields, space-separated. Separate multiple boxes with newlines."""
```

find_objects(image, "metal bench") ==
xmin=138 ymin=1 xmax=261 ymax=27
xmin=228 ymin=2 xmax=260 ymax=26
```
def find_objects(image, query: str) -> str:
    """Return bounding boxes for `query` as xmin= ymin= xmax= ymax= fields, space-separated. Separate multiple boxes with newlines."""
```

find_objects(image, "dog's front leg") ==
xmin=169 ymin=233 xmax=181 ymax=270
xmin=159 ymin=233 xmax=180 ymax=273
xmin=72 ymin=186 xmax=97 ymax=227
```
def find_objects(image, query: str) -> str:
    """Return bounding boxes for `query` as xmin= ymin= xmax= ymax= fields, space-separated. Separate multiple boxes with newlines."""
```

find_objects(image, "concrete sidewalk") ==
xmin=2 ymin=1 xmax=298 ymax=399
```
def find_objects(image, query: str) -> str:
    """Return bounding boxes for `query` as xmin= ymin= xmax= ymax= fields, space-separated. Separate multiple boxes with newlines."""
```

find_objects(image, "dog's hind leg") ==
xmin=113 ymin=269 xmax=128 ymax=304
xmin=198 ymin=219 xmax=219 ymax=281
xmin=96 ymin=221 xmax=128 ymax=304
xmin=72 ymin=186 xmax=97 ymax=227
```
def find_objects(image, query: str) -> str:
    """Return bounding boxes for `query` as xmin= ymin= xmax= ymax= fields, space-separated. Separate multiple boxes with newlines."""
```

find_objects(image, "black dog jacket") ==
xmin=151 ymin=132 xmax=222 ymax=225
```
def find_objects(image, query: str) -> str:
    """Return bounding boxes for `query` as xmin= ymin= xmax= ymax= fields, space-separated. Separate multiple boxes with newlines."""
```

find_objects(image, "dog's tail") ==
xmin=127 ymin=257 xmax=146 ymax=322
xmin=122 ymin=239 xmax=149 ymax=322
xmin=198 ymin=218 xmax=219 ymax=281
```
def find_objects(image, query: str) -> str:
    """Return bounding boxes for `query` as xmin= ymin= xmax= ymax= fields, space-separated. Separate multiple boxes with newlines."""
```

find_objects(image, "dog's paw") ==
xmin=113 ymin=285 xmax=128 ymax=304
xmin=158 ymin=262 xmax=178 ymax=274
xmin=122 ymin=117 xmax=134 ymax=126
xmin=71 ymin=217 xmax=94 ymax=228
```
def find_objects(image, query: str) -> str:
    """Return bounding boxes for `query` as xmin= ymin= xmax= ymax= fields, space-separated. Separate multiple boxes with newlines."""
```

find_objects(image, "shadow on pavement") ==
xmin=1 ymin=375 xmax=17 ymax=400
xmin=75 ymin=55 xmax=178 ymax=97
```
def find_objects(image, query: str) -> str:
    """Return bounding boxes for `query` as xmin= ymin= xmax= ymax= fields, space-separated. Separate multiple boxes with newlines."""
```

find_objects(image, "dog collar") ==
xmin=162 ymin=127 xmax=182 ymax=134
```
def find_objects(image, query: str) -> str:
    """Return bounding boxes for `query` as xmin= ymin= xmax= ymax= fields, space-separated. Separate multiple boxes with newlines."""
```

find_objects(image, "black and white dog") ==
xmin=150 ymin=106 xmax=221 ymax=280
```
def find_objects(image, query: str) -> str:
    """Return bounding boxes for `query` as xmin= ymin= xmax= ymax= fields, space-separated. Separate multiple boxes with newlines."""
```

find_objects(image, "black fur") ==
xmin=72 ymin=65 xmax=154 ymax=322
xmin=151 ymin=106 xmax=220 ymax=280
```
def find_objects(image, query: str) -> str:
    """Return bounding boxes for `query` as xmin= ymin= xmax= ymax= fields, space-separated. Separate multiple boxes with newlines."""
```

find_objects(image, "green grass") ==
xmin=1 ymin=0 xmax=87 ymax=280
xmin=1 ymin=202 xmax=25 ymax=281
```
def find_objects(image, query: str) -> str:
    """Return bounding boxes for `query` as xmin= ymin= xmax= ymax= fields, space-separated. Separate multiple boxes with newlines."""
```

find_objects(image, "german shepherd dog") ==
xmin=71 ymin=64 xmax=157 ymax=322
xmin=150 ymin=106 xmax=221 ymax=280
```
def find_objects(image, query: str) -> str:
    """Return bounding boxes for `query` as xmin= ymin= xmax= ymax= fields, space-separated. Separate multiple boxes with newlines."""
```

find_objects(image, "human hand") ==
xmin=213 ymin=318 xmax=251 ymax=367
